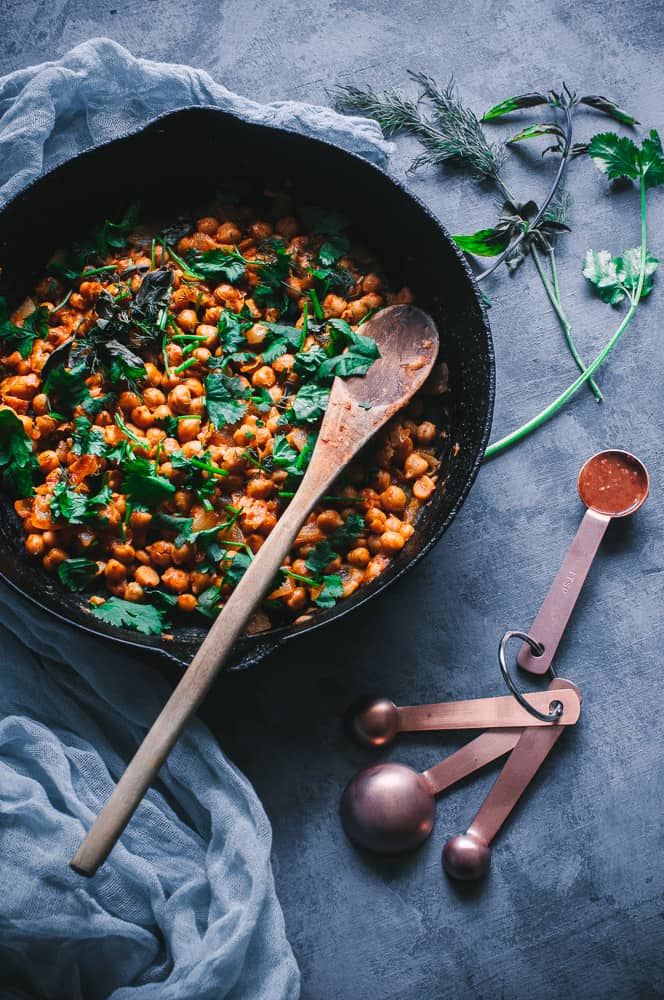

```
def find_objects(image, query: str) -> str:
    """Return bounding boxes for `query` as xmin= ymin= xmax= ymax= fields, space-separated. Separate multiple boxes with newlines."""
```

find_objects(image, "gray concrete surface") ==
xmin=3 ymin=3 xmax=664 ymax=998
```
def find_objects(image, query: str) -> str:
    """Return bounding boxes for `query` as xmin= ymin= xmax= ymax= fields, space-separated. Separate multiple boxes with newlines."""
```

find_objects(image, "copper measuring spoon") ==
xmin=348 ymin=689 xmax=582 ymax=748
xmin=519 ymin=450 xmax=649 ymax=675
xmin=442 ymin=679 xmax=581 ymax=879
xmin=71 ymin=305 xmax=438 ymax=876
xmin=341 ymin=729 xmax=523 ymax=853
xmin=341 ymin=684 xmax=580 ymax=853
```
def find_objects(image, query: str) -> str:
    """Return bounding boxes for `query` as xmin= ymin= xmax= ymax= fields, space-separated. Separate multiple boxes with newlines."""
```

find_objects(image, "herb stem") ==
xmin=189 ymin=456 xmax=228 ymax=477
xmin=531 ymin=245 xmax=602 ymax=401
xmin=173 ymin=357 xmax=199 ymax=375
xmin=277 ymin=490 xmax=364 ymax=503
xmin=477 ymin=101 xmax=574 ymax=283
xmin=485 ymin=173 xmax=648 ymax=458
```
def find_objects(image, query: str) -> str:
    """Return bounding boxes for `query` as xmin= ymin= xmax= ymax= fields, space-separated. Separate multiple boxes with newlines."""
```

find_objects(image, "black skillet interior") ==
xmin=0 ymin=107 xmax=493 ymax=670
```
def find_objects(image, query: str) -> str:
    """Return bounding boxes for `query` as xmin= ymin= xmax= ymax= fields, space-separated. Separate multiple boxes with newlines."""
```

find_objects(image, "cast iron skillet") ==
xmin=0 ymin=107 xmax=493 ymax=670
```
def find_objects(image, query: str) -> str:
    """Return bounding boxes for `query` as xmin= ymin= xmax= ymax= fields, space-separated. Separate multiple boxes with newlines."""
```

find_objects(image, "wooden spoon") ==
xmin=71 ymin=304 xmax=439 ymax=875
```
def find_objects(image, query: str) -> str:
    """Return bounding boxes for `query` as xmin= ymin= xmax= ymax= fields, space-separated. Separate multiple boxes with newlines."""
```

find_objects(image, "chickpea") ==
xmin=131 ymin=405 xmax=154 ymax=429
xmin=362 ymin=292 xmax=383 ymax=311
xmin=252 ymin=365 xmax=276 ymax=388
xmin=250 ymin=221 xmax=273 ymax=241
xmin=275 ymin=216 xmax=298 ymax=239
xmin=194 ymin=323 xmax=218 ymax=349
xmin=216 ymin=222 xmax=242 ymax=244
xmin=400 ymin=523 xmax=415 ymax=541
xmin=173 ymin=489 xmax=193 ymax=514
xmin=183 ymin=377 xmax=205 ymax=398
xmin=32 ymin=392 xmax=49 ymax=416
xmin=129 ymin=510 xmax=153 ymax=530
xmin=135 ymin=565 xmax=160 ymax=588
xmin=347 ymin=546 xmax=370 ymax=568
xmin=366 ymin=507 xmax=387 ymax=534
xmin=380 ymin=530 xmax=406 ymax=553
xmin=415 ymin=421 xmax=436 ymax=445
xmin=367 ymin=535 xmax=382 ymax=555
xmin=404 ymin=452 xmax=429 ymax=480
xmin=197 ymin=216 xmax=220 ymax=235
xmin=413 ymin=475 xmax=436 ymax=501
xmin=36 ymin=415 xmax=57 ymax=437
xmin=177 ymin=309 xmax=199 ymax=334
xmin=323 ymin=294 xmax=346 ymax=318
xmin=42 ymin=530 xmax=56 ymax=548
xmin=177 ymin=593 xmax=198 ymax=612
xmin=380 ymin=485 xmax=406 ymax=513
xmin=161 ymin=566 xmax=190 ymax=593
xmin=362 ymin=273 xmax=382 ymax=294
xmin=104 ymin=558 xmax=127 ymax=583
xmin=143 ymin=387 xmax=166 ymax=410
xmin=144 ymin=362 xmax=162 ymax=387
xmin=147 ymin=540 xmax=174 ymax=568
xmin=342 ymin=299 xmax=368 ymax=324
xmin=190 ymin=571 xmax=214 ymax=595
xmin=37 ymin=450 xmax=59 ymax=474
xmin=119 ymin=390 xmax=141 ymax=412
xmin=373 ymin=469 xmax=391 ymax=492
xmin=193 ymin=347 xmax=211 ymax=365
xmin=286 ymin=587 xmax=307 ymax=612
xmin=124 ymin=582 xmax=144 ymax=603
xmin=317 ymin=509 xmax=344 ymax=534
xmin=246 ymin=323 xmax=268 ymax=347
xmin=180 ymin=439 xmax=203 ymax=459
xmin=290 ymin=559 xmax=309 ymax=577
xmin=109 ymin=541 xmax=135 ymax=565
xmin=173 ymin=542 xmax=194 ymax=566
xmin=25 ymin=534 xmax=45 ymax=557
xmin=168 ymin=384 xmax=192 ymax=415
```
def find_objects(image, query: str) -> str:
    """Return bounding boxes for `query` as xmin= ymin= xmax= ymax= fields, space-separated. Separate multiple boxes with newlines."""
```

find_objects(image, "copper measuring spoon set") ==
xmin=340 ymin=449 xmax=649 ymax=881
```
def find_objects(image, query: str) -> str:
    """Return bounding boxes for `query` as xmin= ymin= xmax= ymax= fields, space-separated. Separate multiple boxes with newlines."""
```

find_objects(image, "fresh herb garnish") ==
xmin=0 ymin=300 xmax=49 ymax=358
xmin=260 ymin=322 xmax=303 ymax=363
xmin=90 ymin=596 xmax=166 ymax=635
xmin=287 ymin=383 xmax=330 ymax=425
xmin=205 ymin=371 xmax=249 ymax=427
xmin=81 ymin=203 xmax=140 ymax=259
xmin=50 ymin=480 xmax=112 ymax=523
xmin=317 ymin=319 xmax=381 ymax=380
xmin=0 ymin=407 xmax=34 ymax=497
xmin=71 ymin=416 xmax=107 ymax=457
xmin=123 ymin=457 xmax=175 ymax=508
xmin=44 ymin=362 xmax=92 ymax=414
xmin=58 ymin=557 xmax=99 ymax=592
xmin=185 ymin=247 xmax=247 ymax=283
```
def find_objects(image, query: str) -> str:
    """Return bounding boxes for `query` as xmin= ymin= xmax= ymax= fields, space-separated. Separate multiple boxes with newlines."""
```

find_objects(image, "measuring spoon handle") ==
xmin=518 ymin=507 xmax=610 ymax=675
xmin=397 ymin=689 xmax=580 ymax=731
xmin=422 ymin=729 xmax=522 ymax=795
xmin=467 ymin=680 xmax=579 ymax=846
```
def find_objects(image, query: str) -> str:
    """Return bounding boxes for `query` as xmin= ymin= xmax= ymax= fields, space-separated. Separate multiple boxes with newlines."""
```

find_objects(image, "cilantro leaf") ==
xmin=261 ymin=322 xmax=303 ymax=363
xmin=305 ymin=539 xmax=337 ymax=576
xmin=222 ymin=549 xmax=251 ymax=586
xmin=0 ymin=407 xmax=34 ymax=497
xmin=186 ymin=248 xmax=246 ymax=283
xmin=83 ymin=203 xmax=140 ymax=258
xmin=57 ymin=557 xmax=99 ymax=592
xmin=318 ymin=235 xmax=350 ymax=267
xmin=90 ymin=596 xmax=166 ymax=635
xmin=317 ymin=319 xmax=381 ymax=380
xmin=641 ymin=129 xmax=664 ymax=188
xmin=313 ymin=574 xmax=344 ymax=609
xmin=587 ymin=132 xmax=640 ymax=181
xmin=217 ymin=310 xmax=251 ymax=353
xmin=197 ymin=585 xmax=222 ymax=619
xmin=0 ymin=300 xmax=50 ymax=359
xmin=331 ymin=510 xmax=364 ymax=550
xmin=71 ymin=416 xmax=107 ymax=457
xmin=50 ymin=481 xmax=112 ymax=524
xmin=287 ymin=384 xmax=330 ymax=425
xmin=123 ymin=457 xmax=175 ymax=508
xmin=272 ymin=434 xmax=312 ymax=477
xmin=253 ymin=244 xmax=292 ymax=310
xmin=205 ymin=372 xmax=249 ymax=427
xmin=293 ymin=345 xmax=328 ymax=378
xmin=583 ymin=248 xmax=659 ymax=304
xmin=44 ymin=362 xmax=92 ymax=414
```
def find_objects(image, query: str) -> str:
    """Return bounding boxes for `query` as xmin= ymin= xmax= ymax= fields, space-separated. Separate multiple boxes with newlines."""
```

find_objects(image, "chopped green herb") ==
xmin=0 ymin=407 xmax=35 ymax=497
xmin=50 ymin=480 xmax=112 ymax=524
xmin=0 ymin=300 xmax=50 ymax=358
xmin=58 ymin=557 xmax=99 ymax=592
xmin=123 ymin=457 xmax=175 ymax=508
xmin=205 ymin=371 xmax=249 ymax=427
xmin=287 ymin=383 xmax=330 ymax=425
xmin=90 ymin=596 xmax=166 ymax=635
xmin=71 ymin=416 xmax=107 ymax=457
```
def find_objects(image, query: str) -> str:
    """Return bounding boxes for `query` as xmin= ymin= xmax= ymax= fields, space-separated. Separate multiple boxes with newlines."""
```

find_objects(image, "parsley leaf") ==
xmin=582 ymin=248 xmax=659 ymax=304
xmin=331 ymin=510 xmax=364 ymax=550
xmin=222 ymin=549 xmax=251 ymax=586
xmin=197 ymin=585 xmax=222 ymax=619
xmin=90 ymin=596 xmax=166 ymax=635
xmin=305 ymin=539 xmax=337 ymax=576
xmin=293 ymin=345 xmax=328 ymax=378
xmin=186 ymin=248 xmax=246 ymax=283
xmin=217 ymin=310 xmax=251 ymax=353
xmin=83 ymin=203 xmax=140 ymax=259
xmin=314 ymin=574 xmax=344 ymax=609
xmin=58 ymin=557 xmax=99 ymax=592
xmin=123 ymin=457 xmax=175 ymax=508
xmin=261 ymin=322 xmax=303 ymax=362
xmin=0 ymin=300 xmax=50 ymax=358
xmin=287 ymin=383 xmax=330 ymax=425
xmin=205 ymin=372 xmax=249 ymax=427
xmin=253 ymin=244 xmax=292 ymax=310
xmin=44 ymin=362 xmax=92 ymax=414
xmin=51 ymin=481 xmax=112 ymax=524
xmin=71 ymin=416 xmax=107 ymax=457
xmin=588 ymin=130 xmax=664 ymax=188
xmin=317 ymin=319 xmax=381 ymax=380
xmin=272 ymin=434 xmax=312 ymax=477
xmin=0 ymin=407 xmax=34 ymax=497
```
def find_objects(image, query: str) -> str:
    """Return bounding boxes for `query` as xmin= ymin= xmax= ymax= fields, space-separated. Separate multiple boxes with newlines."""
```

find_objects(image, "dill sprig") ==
xmin=329 ymin=84 xmax=421 ymax=137
xmin=333 ymin=74 xmax=504 ymax=185
xmin=542 ymin=185 xmax=573 ymax=226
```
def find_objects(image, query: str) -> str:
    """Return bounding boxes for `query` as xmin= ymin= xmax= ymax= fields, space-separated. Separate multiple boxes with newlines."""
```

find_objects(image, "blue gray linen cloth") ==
xmin=0 ymin=37 xmax=388 ymax=999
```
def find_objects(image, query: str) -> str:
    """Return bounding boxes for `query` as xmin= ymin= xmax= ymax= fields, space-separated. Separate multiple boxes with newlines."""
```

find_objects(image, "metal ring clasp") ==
xmin=499 ymin=630 xmax=564 ymax=723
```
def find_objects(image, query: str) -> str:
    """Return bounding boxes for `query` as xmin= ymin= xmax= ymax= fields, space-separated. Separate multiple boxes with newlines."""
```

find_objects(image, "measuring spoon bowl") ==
xmin=340 ymin=762 xmax=436 ymax=854
xmin=519 ymin=449 xmax=649 ymax=675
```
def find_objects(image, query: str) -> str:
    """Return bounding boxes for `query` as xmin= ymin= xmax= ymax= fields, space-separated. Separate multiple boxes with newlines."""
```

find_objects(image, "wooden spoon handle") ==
xmin=70 ymin=456 xmax=336 ymax=876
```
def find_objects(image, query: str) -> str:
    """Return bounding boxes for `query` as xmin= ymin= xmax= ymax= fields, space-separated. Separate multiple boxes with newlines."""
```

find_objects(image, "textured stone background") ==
xmin=3 ymin=3 xmax=664 ymax=998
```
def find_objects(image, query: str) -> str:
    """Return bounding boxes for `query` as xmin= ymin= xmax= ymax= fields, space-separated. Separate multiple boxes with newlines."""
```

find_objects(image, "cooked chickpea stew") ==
xmin=0 ymin=199 xmax=449 ymax=637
